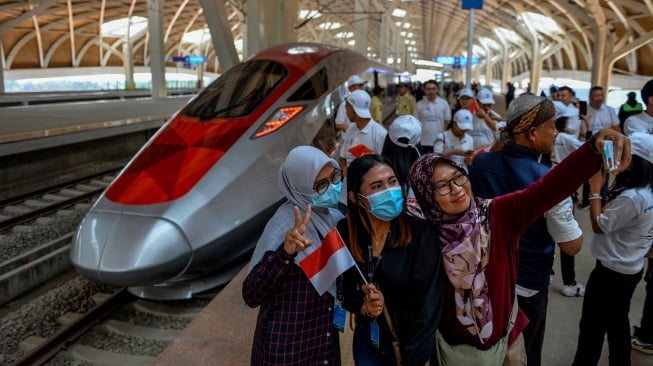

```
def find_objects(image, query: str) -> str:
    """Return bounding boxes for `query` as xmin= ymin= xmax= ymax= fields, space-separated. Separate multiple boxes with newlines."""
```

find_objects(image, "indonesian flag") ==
xmin=298 ymin=229 xmax=356 ymax=295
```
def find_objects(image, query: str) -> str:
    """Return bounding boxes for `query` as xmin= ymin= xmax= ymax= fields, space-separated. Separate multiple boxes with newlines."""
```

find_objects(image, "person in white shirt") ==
xmin=477 ymin=88 xmax=505 ymax=141
xmin=587 ymin=86 xmax=619 ymax=135
xmin=434 ymin=109 xmax=474 ymax=169
xmin=624 ymin=79 xmax=653 ymax=135
xmin=339 ymin=90 xmax=388 ymax=211
xmin=573 ymin=132 xmax=653 ymax=366
xmin=335 ymin=75 xmax=367 ymax=131
xmin=551 ymin=108 xmax=586 ymax=297
xmin=557 ymin=86 xmax=583 ymax=139
xmin=413 ymin=79 xmax=451 ymax=154
xmin=457 ymin=87 xmax=497 ymax=150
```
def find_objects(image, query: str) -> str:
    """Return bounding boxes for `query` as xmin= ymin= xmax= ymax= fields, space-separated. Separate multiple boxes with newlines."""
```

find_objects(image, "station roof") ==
xmin=1 ymin=0 xmax=652 ymax=77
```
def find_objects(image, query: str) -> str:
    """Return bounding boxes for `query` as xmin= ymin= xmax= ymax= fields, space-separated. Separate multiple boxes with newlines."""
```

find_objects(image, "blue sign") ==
xmin=187 ymin=55 xmax=206 ymax=64
xmin=462 ymin=0 xmax=483 ymax=9
xmin=459 ymin=56 xmax=481 ymax=65
xmin=169 ymin=55 xmax=206 ymax=64
xmin=435 ymin=56 xmax=457 ymax=65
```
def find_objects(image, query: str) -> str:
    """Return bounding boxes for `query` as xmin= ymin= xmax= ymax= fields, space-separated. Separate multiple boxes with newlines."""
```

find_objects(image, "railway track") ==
xmin=5 ymin=279 xmax=219 ymax=366
xmin=0 ymin=167 xmax=122 ymax=306
xmin=0 ymin=167 xmax=121 ymax=232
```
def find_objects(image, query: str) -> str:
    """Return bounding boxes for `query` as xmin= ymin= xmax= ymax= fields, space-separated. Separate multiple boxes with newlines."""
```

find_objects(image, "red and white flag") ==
xmin=298 ymin=229 xmax=355 ymax=295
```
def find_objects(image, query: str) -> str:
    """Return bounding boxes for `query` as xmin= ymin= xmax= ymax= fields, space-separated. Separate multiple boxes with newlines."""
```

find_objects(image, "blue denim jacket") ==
xmin=469 ymin=142 xmax=554 ymax=291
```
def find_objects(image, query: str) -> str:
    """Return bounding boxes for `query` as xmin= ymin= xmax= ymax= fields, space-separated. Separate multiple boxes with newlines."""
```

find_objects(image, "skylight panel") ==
xmin=101 ymin=16 xmax=148 ymax=38
xmin=494 ymin=27 xmax=522 ymax=45
xmin=518 ymin=12 xmax=563 ymax=35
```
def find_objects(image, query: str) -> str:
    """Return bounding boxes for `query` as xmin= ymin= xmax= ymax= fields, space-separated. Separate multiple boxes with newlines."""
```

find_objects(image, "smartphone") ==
xmin=603 ymin=140 xmax=617 ymax=172
xmin=578 ymin=101 xmax=587 ymax=117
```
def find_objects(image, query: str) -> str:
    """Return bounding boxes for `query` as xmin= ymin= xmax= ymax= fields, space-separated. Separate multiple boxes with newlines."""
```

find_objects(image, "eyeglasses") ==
xmin=314 ymin=168 xmax=342 ymax=195
xmin=433 ymin=173 xmax=469 ymax=196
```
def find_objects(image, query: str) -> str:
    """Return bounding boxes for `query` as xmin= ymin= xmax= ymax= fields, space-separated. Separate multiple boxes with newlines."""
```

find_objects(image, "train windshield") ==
xmin=185 ymin=60 xmax=288 ymax=120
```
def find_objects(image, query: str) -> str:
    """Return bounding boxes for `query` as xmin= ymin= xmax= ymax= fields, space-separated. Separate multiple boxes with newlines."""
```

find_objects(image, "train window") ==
xmin=184 ymin=60 xmax=288 ymax=120
xmin=287 ymin=67 xmax=328 ymax=101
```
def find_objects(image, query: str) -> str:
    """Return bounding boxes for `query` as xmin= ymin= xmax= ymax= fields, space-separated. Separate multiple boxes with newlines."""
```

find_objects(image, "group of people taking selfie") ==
xmin=242 ymin=78 xmax=653 ymax=366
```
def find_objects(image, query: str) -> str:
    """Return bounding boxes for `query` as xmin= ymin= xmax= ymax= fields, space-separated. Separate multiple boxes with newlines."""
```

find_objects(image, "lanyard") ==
xmin=365 ymin=242 xmax=382 ymax=284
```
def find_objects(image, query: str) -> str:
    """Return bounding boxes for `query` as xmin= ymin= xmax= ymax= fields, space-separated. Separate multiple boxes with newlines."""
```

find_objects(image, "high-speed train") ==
xmin=71 ymin=43 xmax=397 ymax=300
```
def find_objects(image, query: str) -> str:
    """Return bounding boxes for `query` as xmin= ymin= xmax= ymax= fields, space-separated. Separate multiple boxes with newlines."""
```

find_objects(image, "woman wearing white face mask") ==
xmin=338 ymin=154 xmax=446 ymax=366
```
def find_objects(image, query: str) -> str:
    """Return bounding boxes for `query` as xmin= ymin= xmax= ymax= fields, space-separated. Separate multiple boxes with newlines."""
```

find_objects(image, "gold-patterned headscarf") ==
xmin=503 ymin=94 xmax=556 ymax=141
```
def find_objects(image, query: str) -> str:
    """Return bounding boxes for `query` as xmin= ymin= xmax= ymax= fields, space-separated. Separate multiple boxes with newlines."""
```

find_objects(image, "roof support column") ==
xmin=501 ymin=48 xmax=511 ymax=88
xmin=353 ymin=0 xmax=368 ymax=55
xmin=484 ymin=49 xmax=492 ymax=87
xmin=244 ymin=0 xmax=297 ymax=55
xmin=587 ymin=0 xmax=608 ymax=89
xmin=0 ymin=44 xmax=5 ymax=94
xmin=147 ymin=0 xmax=166 ymax=98
xmin=379 ymin=13 xmax=389 ymax=63
xmin=122 ymin=40 xmax=135 ymax=89
xmin=199 ymin=0 xmax=239 ymax=72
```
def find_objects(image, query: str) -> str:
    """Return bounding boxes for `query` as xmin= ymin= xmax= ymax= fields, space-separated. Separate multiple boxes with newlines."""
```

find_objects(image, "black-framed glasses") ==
xmin=433 ymin=173 xmax=468 ymax=196
xmin=314 ymin=168 xmax=342 ymax=195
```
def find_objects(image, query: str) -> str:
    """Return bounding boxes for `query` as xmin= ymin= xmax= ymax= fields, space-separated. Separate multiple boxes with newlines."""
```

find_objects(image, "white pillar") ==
xmin=0 ymin=43 xmax=5 ymax=94
xmin=379 ymin=14 xmax=388 ymax=63
xmin=260 ymin=0 xmax=297 ymax=48
xmin=199 ymin=0 xmax=239 ymax=71
xmin=122 ymin=40 xmax=135 ymax=89
xmin=465 ymin=9 xmax=475 ymax=87
xmin=244 ymin=0 xmax=260 ymax=58
xmin=353 ymin=0 xmax=368 ymax=55
xmin=147 ymin=0 xmax=166 ymax=98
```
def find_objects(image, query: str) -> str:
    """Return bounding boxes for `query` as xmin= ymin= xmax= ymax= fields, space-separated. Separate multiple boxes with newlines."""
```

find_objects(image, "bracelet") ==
xmin=588 ymin=193 xmax=602 ymax=200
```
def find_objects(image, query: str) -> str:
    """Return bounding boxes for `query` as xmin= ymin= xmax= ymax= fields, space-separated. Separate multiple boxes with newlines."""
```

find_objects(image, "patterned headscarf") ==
xmin=503 ymin=94 xmax=556 ymax=141
xmin=408 ymin=153 xmax=494 ymax=343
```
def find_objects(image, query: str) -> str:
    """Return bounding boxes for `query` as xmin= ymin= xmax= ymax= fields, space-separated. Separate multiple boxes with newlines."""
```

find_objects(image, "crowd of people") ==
xmin=242 ymin=75 xmax=653 ymax=365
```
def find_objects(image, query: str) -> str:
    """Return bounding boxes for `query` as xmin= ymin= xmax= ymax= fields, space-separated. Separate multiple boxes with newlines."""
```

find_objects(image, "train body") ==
xmin=71 ymin=43 xmax=396 ymax=299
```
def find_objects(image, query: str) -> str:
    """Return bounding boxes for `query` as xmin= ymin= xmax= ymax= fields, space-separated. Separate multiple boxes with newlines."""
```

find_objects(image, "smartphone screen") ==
xmin=578 ymin=101 xmax=587 ymax=117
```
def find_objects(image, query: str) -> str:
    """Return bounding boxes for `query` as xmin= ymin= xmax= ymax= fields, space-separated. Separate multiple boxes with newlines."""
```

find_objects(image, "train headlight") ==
xmin=252 ymin=106 xmax=304 ymax=138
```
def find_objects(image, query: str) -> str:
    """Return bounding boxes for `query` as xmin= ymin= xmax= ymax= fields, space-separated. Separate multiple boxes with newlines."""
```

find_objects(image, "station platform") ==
xmin=153 ymin=209 xmax=650 ymax=366
xmin=0 ymin=96 xmax=190 ymax=156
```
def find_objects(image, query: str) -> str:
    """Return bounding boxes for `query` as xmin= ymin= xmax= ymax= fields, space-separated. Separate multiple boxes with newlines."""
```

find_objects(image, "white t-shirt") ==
xmin=589 ymin=103 xmax=619 ymax=133
xmin=624 ymin=111 xmax=653 ymax=135
xmin=592 ymin=187 xmax=653 ymax=274
xmin=413 ymin=97 xmax=451 ymax=147
xmin=335 ymin=102 xmax=352 ymax=129
xmin=433 ymin=130 xmax=474 ymax=168
xmin=339 ymin=121 xmax=387 ymax=165
xmin=468 ymin=114 xmax=496 ymax=150
xmin=563 ymin=104 xmax=582 ymax=137
xmin=546 ymin=197 xmax=582 ymax=243
xmin=339 ymin=121 xmax=387 ymax=205
xmin=552 ymin=132 xmax=582 ymax=165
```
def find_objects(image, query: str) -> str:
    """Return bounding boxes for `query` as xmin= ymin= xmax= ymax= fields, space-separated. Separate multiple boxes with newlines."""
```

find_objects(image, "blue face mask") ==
xmin=363 ymin=186 xmax=404 ymax=221
xmin=311 ymin=181 xmax=342 ymax=208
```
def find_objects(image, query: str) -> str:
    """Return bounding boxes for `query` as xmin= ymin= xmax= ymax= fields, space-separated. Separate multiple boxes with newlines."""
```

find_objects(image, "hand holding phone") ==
xmin=603 ymin=140 xmax=617 ymax=172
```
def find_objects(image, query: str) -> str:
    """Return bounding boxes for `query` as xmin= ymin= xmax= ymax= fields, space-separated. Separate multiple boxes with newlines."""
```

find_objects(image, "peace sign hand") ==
xmin=283 ymin=205 xmax=313 ymax=255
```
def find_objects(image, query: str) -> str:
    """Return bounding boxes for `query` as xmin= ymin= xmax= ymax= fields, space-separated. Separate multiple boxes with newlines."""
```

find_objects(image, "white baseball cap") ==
xmin=346 ymin=90 xmax=372 ymax=119
xmin=458 ymin=88 xmax=475 ymax=99
xmin=347 ymin=75 xmax=366 ymax=86
xmin=630 ymin=132 xmax=653 ymax=165
xmin=477 ymin=88 xmax=495 ymax=104
xmin=389 ymin=115 xmax=422 ymax=148
xmin=453 ymin=109 xmax=474 ymax=131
